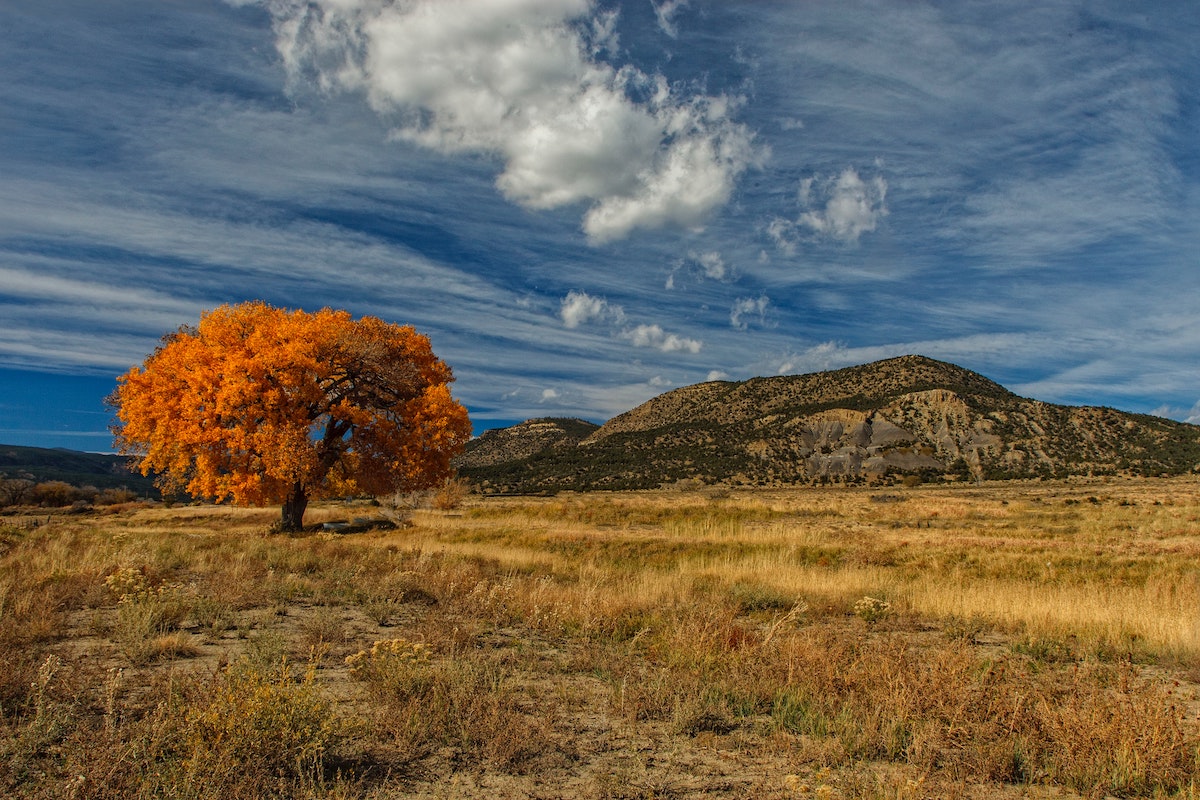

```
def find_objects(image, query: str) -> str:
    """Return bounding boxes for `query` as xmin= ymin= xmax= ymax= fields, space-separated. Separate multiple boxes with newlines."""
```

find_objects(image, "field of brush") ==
xmin=2 ymin=477 xmax=1200 ymax=799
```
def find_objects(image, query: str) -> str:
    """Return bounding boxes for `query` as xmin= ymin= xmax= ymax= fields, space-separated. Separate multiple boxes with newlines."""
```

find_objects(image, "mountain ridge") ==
xmin=0 ymin=443 xmax=157 ymax=494
xmin=458 ymin=356 xmax=1200 ymax=493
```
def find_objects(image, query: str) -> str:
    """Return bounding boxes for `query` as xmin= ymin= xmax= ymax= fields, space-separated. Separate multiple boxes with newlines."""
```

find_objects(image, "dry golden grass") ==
xmin=1 ymin=478 xmax=1199 ymax=798
xmin=433 ymin=480 xmax=1200 ymax=661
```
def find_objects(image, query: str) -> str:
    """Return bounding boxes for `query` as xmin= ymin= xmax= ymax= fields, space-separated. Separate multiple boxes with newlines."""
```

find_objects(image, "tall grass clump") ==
xmin=50 ymin=656 xmax=344 ymax=800
xmin=346 ymin=637 xmax=555 ymax=771
xmin=103 ymin=566 xmax=196 ymax=664
xmin=0 ymin=654 xmax=76 ymax=789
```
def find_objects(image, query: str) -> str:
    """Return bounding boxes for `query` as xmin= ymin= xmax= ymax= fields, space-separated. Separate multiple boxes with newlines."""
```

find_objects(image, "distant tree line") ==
xmin=0 ymin=475 xmax=143 ymax=510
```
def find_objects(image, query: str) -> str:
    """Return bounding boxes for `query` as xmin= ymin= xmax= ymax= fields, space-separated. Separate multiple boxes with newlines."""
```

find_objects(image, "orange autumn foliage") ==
xmin=111 ymin=302 xmax=471 ymax=530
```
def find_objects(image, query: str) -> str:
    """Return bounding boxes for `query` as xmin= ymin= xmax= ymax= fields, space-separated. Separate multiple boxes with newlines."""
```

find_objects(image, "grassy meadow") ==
xmin=2 ymin=477 xmax=1200 ymax=798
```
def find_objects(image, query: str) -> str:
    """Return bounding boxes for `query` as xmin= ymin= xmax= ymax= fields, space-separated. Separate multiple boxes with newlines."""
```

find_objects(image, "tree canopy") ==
xmin=111 ymin=302 xmax=471 ymax=530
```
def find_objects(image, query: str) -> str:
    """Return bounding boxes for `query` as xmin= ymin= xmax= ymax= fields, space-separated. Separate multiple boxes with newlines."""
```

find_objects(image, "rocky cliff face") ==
xmin=459 ymin=356 xmax=1200 ymax=493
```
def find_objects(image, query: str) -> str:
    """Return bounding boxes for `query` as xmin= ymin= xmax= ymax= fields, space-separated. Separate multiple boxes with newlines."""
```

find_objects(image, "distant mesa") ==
xmin=458 ymin=355 xmax=1200 ymax=493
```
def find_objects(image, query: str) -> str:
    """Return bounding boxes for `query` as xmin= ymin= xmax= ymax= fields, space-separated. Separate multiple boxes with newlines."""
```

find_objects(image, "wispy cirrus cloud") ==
xmin=1152 ymin=401 xmax=1200 ymax=426
xmin=267 ymin=0 xmax=760 ymax=243
xmin=755 ymin=2 xmax=1184 ymax=268
xmin=3 ymin=1 xmax=1198 ymax=449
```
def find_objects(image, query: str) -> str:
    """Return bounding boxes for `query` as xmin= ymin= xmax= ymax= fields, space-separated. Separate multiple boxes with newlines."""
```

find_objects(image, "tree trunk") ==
xmin=281 ymin=483 xmax=308 ymax=532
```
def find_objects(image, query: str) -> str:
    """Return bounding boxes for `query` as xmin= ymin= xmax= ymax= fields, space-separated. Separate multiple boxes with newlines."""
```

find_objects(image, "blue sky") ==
xmin=2 ymin=0 xmax=1198 ymax=451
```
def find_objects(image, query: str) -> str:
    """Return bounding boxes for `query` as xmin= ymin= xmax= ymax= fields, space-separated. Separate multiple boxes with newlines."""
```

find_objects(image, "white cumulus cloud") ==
xmin=799 ymin=168 xmax=888 ymax=243
xmin=652 ymin=0 xmax=689 ymax=38
xmin=693 ymin=250 xmax=726 ymax=280
xmin=730 ymin=295 xmax=769 ymax=329
xmin=268 ymin=0 xmax=759 ymax=243
xmin=769 ymin=167 xmax=888 ymax=251
xmin=765 ymin=216 xmax=797 ymax=255
xmin=666 ymin=249 xmax=730 ymax=288
xmin=560 ymin=291 xmax=699 ymax=354
xmin=560 ymin=289 xmax=623 ymax=328
xmin=621 ymin=324 xmax=702 ymax=353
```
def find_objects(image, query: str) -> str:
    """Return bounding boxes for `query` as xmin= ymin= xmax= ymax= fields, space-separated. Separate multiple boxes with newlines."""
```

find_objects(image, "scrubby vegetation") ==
xmin=2 ymin=478 xmax=1200 ymax=798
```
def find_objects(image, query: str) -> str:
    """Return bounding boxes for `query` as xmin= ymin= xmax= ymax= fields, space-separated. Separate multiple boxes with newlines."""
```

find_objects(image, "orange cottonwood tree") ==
xmin=111 ymin=302 xmax=471 ymax=531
